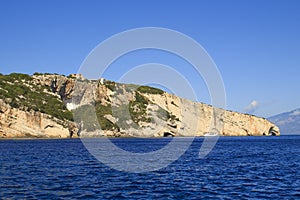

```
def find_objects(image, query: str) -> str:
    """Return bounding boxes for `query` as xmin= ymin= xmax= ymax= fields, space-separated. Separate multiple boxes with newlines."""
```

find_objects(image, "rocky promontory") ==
xmin=0 ymin=73 xmax=280 ymax=138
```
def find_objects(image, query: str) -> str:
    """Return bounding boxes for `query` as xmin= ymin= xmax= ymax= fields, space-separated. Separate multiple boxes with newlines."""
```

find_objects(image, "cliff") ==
xmin=0 ymin=99 xmax=76 ymax=138
xmin=0 ymin=73 xmax=280 ymax=138
xmin=0 ymin=73 xmax=76 ymax=138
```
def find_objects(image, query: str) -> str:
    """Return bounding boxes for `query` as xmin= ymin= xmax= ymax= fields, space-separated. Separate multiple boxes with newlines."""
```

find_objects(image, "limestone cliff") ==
xmin=0 ymin=73 xmax=280 ymax=138
xmin=0 ymin=99 xmax=76 ymax=138
xmin=0 ymin=73 xmax=76 ymax=138
xmin=142 ymin=93 xmax=279 ymax=136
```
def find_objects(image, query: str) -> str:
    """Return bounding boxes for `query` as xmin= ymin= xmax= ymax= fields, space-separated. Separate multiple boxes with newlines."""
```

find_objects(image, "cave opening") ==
xmin=268 ymin=127 xmax=278 ymax=136
xmin=163 ymin=132 xmax=174 ymax=137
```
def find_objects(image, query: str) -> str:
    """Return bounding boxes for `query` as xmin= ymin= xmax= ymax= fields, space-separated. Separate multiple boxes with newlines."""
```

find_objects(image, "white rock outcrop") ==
xmin=143 ymin=93 xmax=279 ymax=136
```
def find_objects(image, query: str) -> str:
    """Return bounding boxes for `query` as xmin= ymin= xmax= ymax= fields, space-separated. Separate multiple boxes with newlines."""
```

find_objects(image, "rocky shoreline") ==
xmin=0 ymin=73 xmax=280 ymax=138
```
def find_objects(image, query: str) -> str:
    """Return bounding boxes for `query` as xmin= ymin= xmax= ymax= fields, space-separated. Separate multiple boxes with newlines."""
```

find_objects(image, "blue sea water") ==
xmin=0 ymin=136 xmax=299 ymax=199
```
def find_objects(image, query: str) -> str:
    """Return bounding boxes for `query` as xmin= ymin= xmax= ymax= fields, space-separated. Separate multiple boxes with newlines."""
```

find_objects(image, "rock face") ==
xmin=141 ymin=93 xmax=279 ymax=137
xmin=0 ymin=73 xmax=77 ymax=138
xmin=0 ymin=99 xmax=76 ymax=138
xmin=0 ymin=73 xmax=280 ymax=138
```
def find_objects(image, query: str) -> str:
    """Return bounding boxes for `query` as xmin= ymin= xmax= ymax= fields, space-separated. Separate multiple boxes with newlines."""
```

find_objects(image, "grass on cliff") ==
xmin=0 ymin=73 xmax=73 ymax=121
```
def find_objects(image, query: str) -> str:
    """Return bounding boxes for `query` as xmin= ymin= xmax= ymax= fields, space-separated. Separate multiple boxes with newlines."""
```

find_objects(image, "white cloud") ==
xmin=244 ymin=100 xmax=259 ymax=114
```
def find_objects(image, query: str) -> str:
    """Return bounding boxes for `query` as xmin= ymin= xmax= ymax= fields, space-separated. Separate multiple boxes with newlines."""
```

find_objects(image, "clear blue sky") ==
xmin=0 ymin=0 xmax=300 ymax=118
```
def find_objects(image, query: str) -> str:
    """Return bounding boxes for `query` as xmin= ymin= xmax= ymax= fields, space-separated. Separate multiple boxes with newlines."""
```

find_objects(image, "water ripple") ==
xmin=0 ymin=136 xmax=299 ymax=199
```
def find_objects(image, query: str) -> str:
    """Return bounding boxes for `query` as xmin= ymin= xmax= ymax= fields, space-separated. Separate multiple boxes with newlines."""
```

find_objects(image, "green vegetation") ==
xmin=123 ymin=83 xmax=139 ymax=92
xmin=104 ymin=81 xmax=164 ymax=95
xmin=137 ymin=85 xmax=164 ymax=95
xmin=129 ymin=92 xmax=150 ymax=123
xmin=104 ymin=80 xmax=116 ymax=91
xmin=73 ymin=104 xmax=99 ymax=131
xmin=168 ymin=112 xmax=179 ymax=121
xmin=156 ymin=107 xmax=168 ymax=121
xmin=155 ymin=105 xmax=179 ymax=122
xmin=67 ymin=74 xmax=76 ymax=79
xmin=111 ymin=104 xmax=138 ymax=129
xmin=0 ymin=73 xmax=73 ymax=121
xmin=33 ymin=72 xmax=43 ymax=76
xmin=1 ymin=73 xmax=32 ymax=82
xmin=95 ymin=103 xmax=119 ymax=131
xmin=0 ymin=73 xmax=176 ymax=132
xmin=73 ymin=103 xmax=119 ymax=131
xmin=33 ymin=72 xmax=62 ymax=76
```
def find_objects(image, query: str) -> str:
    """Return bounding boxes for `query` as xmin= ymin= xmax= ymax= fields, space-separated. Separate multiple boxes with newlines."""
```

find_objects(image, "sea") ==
xmin=1 ymin=136 xmax=299 ymax=199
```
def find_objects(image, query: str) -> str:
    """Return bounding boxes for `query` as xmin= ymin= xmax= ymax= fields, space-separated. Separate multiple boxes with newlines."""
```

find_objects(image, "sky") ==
xmin=0 ymin=0 xmax=300 ymax=118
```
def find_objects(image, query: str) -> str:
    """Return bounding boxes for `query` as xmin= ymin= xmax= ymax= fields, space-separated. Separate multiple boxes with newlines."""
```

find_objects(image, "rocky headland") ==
xmin=0 ymin=73 xmax=280 ymax=138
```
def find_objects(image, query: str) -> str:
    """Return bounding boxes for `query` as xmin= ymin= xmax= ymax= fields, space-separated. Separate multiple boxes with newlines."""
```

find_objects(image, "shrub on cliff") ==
xmin=104 ymin=80 xmax=116 ymax=91
xmin=129 ymin=92 xmax=150 ymax=123
xmin=0 ymin=73 xmax=73 ymax=122
xmin=73 ymin=103 xmax=119 ymax=131
xmin=137 ymin=86 xmax=164 ymax=95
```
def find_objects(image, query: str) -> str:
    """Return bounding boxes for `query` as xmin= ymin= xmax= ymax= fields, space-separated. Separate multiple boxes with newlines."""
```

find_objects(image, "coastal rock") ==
xmin=142 ymin=93 xmax=279 ymax=136
xmin=0 ymin=73 xmax=280 ymax=138
xmin=0 ymin=99 xmax=75 ymax=138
